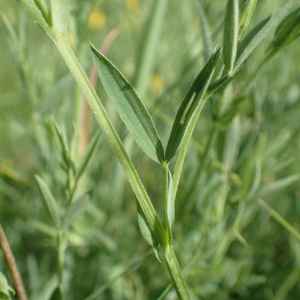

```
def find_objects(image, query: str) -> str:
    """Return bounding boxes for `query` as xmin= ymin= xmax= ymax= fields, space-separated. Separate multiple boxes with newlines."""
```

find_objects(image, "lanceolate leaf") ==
xmin=234 ymin=0 xmax=300 ymax=72
xmin=223 ymin=0 xmax=239 ymax=74
xmin=35 ymin=175 xmax=60 ymax=228
xmin=49 ymin=286 xmax=63 ymax=300
xmin=77 ymin=130 xmax=102 ymax=179
xmin=269 ymin=7 xmax=300 ymax=50
xmin=51 ymin=120 xmax=70 ymax=167
xmin=165 ymin=48 xmax=221 ymax=162
xmin=90 ymin=43 xmax=164 ymax=164
xmin=137 ymin=201 xmax=161 ymax=262
xmin=258 ymin=174 xmax=300 ymax=198
xmin=62 ymin=194 xmax=90 ymax=229
xmin=236 ymin=16 xmax=271 ymax=60
xmin=197 ymin=3 xmax=213 ymax=62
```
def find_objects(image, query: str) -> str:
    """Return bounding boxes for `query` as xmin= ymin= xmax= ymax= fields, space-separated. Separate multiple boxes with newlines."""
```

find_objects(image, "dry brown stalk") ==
xmin=0 ymin=224 xmax=28 ymax=300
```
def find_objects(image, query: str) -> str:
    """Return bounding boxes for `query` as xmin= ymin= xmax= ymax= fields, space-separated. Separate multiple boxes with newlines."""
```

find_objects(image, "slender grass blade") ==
xmin=197 ymin=2 xmax=213 ymax=62
xmin=35 ymin=175 xmax=60 ymax=228
xmin=223 ymin=0 xmax=239 ymax=74
xmin=77 ymin=129 xmax=102 ymax=179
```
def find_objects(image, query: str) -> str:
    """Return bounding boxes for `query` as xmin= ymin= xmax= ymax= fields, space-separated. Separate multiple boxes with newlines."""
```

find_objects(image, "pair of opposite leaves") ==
xmin=90 ymin=44 xmax=222 ymax=165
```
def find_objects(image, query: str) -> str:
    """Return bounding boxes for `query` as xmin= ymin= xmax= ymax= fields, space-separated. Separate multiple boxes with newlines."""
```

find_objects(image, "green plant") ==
xmin=1 ymin=0 xmax=300 ymax=299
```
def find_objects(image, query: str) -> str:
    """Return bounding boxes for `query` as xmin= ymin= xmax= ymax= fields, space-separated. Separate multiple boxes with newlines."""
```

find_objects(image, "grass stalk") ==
xmin=57 ymin=230 xmax=65 ymax=286
xmin=258 ymin=199 xmax=300 ymax=241
xmin=0 ymin=224 xmax=28 ymax=300
xmin=163 ymin=245 xmax=190 ymax=300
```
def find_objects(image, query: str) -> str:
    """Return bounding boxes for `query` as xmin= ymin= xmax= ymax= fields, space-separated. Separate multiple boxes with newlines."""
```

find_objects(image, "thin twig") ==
xmin=0 ymin=224 xmax=28 ymax=300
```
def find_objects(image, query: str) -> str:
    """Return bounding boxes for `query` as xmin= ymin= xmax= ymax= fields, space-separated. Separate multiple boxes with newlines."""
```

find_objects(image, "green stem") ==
xmin=57 ymin=230 xmax=64 ymax=285
xmin=162 ymin=161 xmax=168 ymax=222
xmin=157 ymin=284 xmax=172 ymax=300
xmin=162 ymin=245 xmax=190 ymax=300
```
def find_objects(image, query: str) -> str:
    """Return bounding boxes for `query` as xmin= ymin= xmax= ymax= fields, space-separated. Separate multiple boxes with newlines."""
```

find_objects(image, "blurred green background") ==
xmin=1 ymin=0 xmax=300 ymax=299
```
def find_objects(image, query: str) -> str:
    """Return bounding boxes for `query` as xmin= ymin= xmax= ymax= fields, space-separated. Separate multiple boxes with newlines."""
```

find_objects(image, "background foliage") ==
xmin=1 ymin=0 xmax=300 ymax=299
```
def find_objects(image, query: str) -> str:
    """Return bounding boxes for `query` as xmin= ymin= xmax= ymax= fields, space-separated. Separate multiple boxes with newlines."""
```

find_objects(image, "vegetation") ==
xmin=1 ymin=0 xmax=300 ymax=299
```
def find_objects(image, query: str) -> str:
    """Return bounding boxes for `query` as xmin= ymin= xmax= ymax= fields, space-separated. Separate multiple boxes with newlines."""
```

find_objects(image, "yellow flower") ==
xmin=88 ymin=7 xmax=106 ymax=30
xmin=126 ymin=0 xmax=139 ymax=13
xmin=149 ymin=74 xmax=164 ymax=92
xmin=69 ymin=33 xmax=75 ymax=49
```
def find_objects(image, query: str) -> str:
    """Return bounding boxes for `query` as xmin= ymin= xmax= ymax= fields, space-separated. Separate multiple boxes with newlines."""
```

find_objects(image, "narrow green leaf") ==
xmin=223 ymin=0 xmax=239 ymax=74
xmin=77 ymin=130 xmax=102 ymax=179
xmin=239 ymin=0 xmax=258 ymax=39
xmin=234 ymin=0 xmax=300 ymax=72
xmin=236 ymin=16 xmax=271 ymax=60
xmin=207 ymin=74 xmax=231 ymax=95
xmin=263 ymin=133 xmax=291 ymax=162
xmin=197 ymin=2 xmax=213 ymax=62
xmin=137 ymin=201 xmax=161 ymax=262
xmin=165 ymin=48 xmax=221 ymax=162
xmin=17 ymin=0 xmax=51 ymax=32
xmin=33 ymin=0 xmax=51 ymax=25
xmin=258 ymin=174 xmax=300 ymax=198
xmin=259 ymin=199 xmax=300 ymax=241
xmin=35 ymin=175 xmax=60 ymax=228
xmin=90 ymin=43 xmax=164 ymax=164
xmin=222 ymin=115 xmax=241 ymax=169
xmin=49 ymin=286 xmax=63 ymax=300
xmin=244 ymin=159 xmax=261 ymax=201
xmin=162 ymin=164 xmax=174 ymax=244
xmin=51 ymin=120 xmax=70 ymax=167
xmin=167 ymin=170 xmax=175 ymax=229
xmin=51 ymin=0 xmax=69 ymax=34
xmin=220 ymin=95 xmax=247 ymax=125
xmin=62 ymin=194 xmax=90 ymax=229
xmin=268 ymin=8 xmax=300 ymax=50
